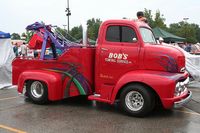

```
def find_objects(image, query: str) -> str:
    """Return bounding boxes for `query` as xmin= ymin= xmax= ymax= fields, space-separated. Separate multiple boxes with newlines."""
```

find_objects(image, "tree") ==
xmin=69 ymin=26 xmax=82 ymax=40
xmin=26 ymin=31 xmax=34 ymax=42
xmin=192 ymin=24 xmax=200 ymax=43
xmin=55 ymin=27 xmax=68 ymax=38
xmin=67 ymin=18 xmax=102 ymax=41
xmin=154 ymin=10 xmax=167 ymax=29
xmin=169 ymin=22 xmax=197 ymax=43
xmin=55 ymin=27 xmax=76 ymax=41
xmin=21 ymin=31 xmax=34 ymax=43
xmin=143 ymin=9 xmax=154 ymax=28
xmin=87 ymin=18 xmax=102 ymax=40
xmin=143 ymin=9 xmax=167 ymax=29
xmin=11 ymin=33 xmax=20 ymax=40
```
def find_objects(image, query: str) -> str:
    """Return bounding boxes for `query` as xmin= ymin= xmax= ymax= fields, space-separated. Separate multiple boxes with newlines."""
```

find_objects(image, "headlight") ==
xmin=174 ymin=78 xmax=189 ymax=96
xmin=175 ymin=83 xmax=181 ymax=96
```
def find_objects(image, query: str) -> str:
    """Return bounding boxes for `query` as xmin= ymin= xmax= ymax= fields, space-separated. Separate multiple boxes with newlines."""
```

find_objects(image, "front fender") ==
xmin=110 ymin=70 xmax=188 ymax=104
xmin=18 ymin=70 xmax=63 ymax=101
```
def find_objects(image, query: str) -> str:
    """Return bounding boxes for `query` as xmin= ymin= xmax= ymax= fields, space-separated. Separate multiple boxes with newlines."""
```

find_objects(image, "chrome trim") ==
xmin=180 ymin=67 xmax=186 ymax=73
xmin=174 ymin=77 xmax=189 ymax=96
xmin=94 ymin=94 xmax=101 ymax=97
xmin=125 ymin=91 xmax=144 ymax=111
xmin=174 ymin=91 xmax=192 ymax=108
xmin=182 ymin=77 xmax=189 ymax=85
xmin=30 ymin=81 xmax=44 ymax=98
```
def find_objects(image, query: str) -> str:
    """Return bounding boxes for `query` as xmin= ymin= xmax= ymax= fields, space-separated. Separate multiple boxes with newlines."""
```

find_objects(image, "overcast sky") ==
xmin=0 ymin=0 xmax=199 ymax=34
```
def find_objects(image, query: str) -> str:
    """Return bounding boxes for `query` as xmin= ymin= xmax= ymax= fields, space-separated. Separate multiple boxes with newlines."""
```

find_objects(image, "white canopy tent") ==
xmin=163 ymin=43 xmax=200 ymax=82
xmin=184 ymin=50 xmax=200 ymax=81
xmin=0 ymin=32 xmax=15 ymax=89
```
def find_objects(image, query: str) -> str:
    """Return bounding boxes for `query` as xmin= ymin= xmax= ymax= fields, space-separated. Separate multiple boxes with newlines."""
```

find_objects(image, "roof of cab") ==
xmin=101 ymin=19 xmax=151 ymax=29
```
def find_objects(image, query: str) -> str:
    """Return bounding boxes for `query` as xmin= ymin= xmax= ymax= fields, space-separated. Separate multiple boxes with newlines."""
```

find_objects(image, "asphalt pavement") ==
xmin=0 ymin=84 xmax=200 ymax=133
xmin=186 ymin=82 xmax=200 ymax=114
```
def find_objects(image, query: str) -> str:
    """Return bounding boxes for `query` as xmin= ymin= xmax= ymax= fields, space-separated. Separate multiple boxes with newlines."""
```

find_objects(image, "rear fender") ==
xmin=18 ymin=70 xmax=63 ymax=101
xmin=110 ymin=70 xmax=180 ymax=104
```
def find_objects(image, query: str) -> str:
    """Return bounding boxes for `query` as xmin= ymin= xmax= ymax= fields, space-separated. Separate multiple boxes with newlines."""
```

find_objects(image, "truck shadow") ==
xmin=25 ymin=96 xmax=174 ymax=118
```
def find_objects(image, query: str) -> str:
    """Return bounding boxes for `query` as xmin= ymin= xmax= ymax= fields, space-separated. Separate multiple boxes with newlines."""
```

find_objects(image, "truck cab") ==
xmin=12 ymin=20 xmax=192 ymax=117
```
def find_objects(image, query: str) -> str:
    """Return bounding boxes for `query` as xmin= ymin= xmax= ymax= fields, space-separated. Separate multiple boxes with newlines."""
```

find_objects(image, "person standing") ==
xmin=188 ymin=44 xmax=192 ymax=53
xmin=13 ymin=43 xmax=18 ymax=57
xmin=20 ymin=42 xmax=27 ymax=57
xmin=136 ymin=11 xmax=148 ymax=23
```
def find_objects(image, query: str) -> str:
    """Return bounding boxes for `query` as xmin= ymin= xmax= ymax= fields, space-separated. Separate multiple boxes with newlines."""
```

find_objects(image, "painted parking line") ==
xmin=189 ymin=89 xmax=200 ymax=92
xmin=174 ymin=107 xmax=200 ymax=116
xmin=0 ymin=124 xmax=26 ymax=133
xmin=175 ymin=110 xmax=200 ymax=116
xmin=0 ymin=96 xmax=19 ymax=101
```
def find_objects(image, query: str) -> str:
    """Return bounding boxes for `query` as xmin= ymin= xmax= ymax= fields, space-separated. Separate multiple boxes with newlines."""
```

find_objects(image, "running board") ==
xmin=88 ymin=94 xmax=111 ymax=104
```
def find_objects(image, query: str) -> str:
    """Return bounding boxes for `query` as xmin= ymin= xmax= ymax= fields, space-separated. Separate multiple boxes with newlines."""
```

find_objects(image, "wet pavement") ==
xmin=0 ymin=85 xmax=200 ymax=133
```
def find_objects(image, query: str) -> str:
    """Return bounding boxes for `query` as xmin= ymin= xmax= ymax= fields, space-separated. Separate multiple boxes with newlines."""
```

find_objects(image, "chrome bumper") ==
xmin=174 ymin=91 xmax=192 ymax=108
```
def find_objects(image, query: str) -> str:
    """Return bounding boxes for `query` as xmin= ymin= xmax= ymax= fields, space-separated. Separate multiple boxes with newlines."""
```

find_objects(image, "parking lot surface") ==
xmin=1 ymin=86 xmax=200 ymax=133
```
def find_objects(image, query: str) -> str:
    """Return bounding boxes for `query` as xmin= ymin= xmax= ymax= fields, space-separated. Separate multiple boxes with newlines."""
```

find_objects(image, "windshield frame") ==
xmin=139 ymin=27 xmax=157 ymax=44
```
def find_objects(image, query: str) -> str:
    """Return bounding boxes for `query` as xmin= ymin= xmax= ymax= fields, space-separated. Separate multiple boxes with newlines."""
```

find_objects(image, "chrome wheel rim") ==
xmin=30 ymin=81 xmax=44 ymax=98
xmin=125 ymin=91 xmax=144 ymax=111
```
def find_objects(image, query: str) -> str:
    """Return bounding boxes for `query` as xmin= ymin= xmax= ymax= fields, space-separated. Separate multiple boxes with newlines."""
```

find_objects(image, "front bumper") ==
xmin=174 ymin=90 xmax=192 ymax=108
xmin=162 ymin=77 xmax=192 ymax=109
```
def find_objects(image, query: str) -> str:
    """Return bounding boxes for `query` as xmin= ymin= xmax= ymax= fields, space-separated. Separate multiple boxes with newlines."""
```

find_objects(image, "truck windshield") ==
xmin=140 ymin=27 xmax=156 ymax=44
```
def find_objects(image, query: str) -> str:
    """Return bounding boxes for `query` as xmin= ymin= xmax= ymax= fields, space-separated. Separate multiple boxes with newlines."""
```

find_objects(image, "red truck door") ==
xmin=96 ymin=23 xmax=141 ymax=96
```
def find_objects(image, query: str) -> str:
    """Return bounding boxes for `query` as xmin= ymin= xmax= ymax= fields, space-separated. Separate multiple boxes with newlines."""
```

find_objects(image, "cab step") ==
xmin=88 ymin=94 xmax=111 ymax=104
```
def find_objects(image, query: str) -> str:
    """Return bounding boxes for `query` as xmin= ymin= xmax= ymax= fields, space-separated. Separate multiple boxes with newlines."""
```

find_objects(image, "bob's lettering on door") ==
xmin=108 ymin=53 xmax=128 ymax=60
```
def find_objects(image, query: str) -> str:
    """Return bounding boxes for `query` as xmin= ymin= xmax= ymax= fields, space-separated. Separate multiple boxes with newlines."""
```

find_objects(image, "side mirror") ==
xmin=132 ymin=38 xmax=137 ymax=42
xmin=159 ymin=37 xmax=164 ymax=44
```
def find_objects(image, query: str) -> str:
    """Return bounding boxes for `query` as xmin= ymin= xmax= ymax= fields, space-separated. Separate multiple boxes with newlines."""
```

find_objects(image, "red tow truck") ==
xmin=12 ymin=19 xmax=192 ymax=117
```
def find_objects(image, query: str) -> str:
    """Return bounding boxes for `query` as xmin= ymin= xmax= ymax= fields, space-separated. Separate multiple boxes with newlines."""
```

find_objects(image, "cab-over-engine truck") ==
xmin=12 ymin=19 xmax=192 ymax=117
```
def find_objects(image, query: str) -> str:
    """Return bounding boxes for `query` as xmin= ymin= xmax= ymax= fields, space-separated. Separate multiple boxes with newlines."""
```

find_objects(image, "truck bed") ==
xmin=12 ymin=47 xmax=96 ymax=88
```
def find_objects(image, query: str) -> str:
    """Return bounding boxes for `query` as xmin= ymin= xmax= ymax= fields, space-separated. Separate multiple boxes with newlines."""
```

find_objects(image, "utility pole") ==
xmin=65 ymin=0 xmax=71 ymax=33
xmin=183 ymin=18 xmax=189 ymax=42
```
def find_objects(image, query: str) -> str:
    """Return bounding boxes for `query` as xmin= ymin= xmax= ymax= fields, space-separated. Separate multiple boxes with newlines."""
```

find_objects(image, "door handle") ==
xmin=101 ymin=48 xmax=108 ymax=51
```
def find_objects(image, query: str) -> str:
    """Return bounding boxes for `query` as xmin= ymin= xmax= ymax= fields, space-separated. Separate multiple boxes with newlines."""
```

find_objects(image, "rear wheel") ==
xmin=26 ymin=80 xmax=48 ymax=104
xmin=120 ymin=84 xmax=155 ymax=117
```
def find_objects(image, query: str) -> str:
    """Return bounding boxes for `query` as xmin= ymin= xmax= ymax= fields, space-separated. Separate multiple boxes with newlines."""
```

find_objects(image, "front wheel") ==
xmin=120 ymin=84 xmax=155 ymax=117
xmin=26 ymin=80 xmax=48 ymax=104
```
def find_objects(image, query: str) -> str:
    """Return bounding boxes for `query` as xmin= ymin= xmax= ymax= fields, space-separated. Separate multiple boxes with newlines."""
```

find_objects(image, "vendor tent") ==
xmin=153 ymin=27 xmax=185 ymax=43
xmin=0 ymin=31 xmax=15 ymax=89
xmin=0 ymin=31 xmax=10 ymax=38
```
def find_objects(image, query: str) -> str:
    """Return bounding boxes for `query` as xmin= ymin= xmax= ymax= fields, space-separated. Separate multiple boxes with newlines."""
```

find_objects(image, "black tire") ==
xmin=26 ymin=80 xmax=48 ymax=104
xmin=120 ymin=84 xmax=155 ymax=117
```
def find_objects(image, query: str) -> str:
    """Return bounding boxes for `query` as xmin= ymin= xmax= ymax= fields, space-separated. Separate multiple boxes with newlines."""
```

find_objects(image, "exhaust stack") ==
xmin=82 ymin=22 xmax=87 ymax=46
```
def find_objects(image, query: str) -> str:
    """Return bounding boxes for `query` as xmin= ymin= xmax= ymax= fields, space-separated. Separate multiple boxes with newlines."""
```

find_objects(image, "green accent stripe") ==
xmin=44 ymin=69 xmax=86 ymax=95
